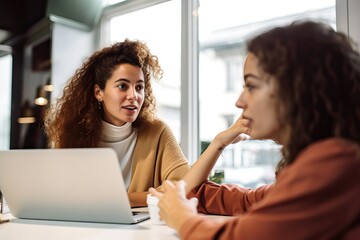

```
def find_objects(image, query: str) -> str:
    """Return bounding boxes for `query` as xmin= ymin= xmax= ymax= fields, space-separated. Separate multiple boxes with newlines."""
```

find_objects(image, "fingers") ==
xmin=163 ymin=180 xmax=176 ymax=189
xmin=233 ymin=115 xmax=249 ymax=124
xmin=240 ymin=133 xmax=251 ymax=140
xmin=149 ymin=180 xmax=176 ymax=198
xmin=176 ymin=180 xmax=187 ymax=188
xmin=149 ymin=180 xmax=188 ymax=207
xmin=176 ymin=180 xmax=187 ymax=196
xmin=229 ymin=117 xmax=249 ymax=133
xmin=189 ymin=197 xmax=198 ymax=207
xmin=149 ymin=187 xmax=163 ymax=198
xmin=237 ymin=118 xmax=251 ymax=132
xmin=231 ymin=117 xmax=251 ymax=138
xmin=239 ymin=117 xmax=250 ymax=126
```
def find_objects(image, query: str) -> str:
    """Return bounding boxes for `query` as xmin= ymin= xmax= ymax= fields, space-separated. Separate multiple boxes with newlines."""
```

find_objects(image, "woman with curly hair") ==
xmin=150 ymin=20 xmax=360 ymax=239
xmin=44 ymin=39 xmax=189 ymax=207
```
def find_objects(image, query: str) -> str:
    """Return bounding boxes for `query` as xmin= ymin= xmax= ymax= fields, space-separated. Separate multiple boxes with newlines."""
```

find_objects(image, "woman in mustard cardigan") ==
xmin=44 ymin=39 xmax=189 ymax=207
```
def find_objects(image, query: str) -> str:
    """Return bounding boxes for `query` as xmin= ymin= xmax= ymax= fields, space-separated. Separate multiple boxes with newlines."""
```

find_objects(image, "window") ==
xmin=225 ymin=58 xmax=243 ymax=92
xmin=102 ymin=0 xmax=182 ymax=141
xmin=0 ymin=53 xmax=12 ymax=150
xmin=101 ymin=0 xmax=336 ymax=187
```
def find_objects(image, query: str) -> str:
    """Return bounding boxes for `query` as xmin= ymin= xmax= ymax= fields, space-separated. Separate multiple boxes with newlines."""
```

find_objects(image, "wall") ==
xmin=51 ymin=23 xmax=95 ymax=101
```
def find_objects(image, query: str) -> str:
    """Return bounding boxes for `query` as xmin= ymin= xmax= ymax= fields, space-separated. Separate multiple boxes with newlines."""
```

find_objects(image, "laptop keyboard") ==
xmin=132 ymin=211 xmax=150 ymax=222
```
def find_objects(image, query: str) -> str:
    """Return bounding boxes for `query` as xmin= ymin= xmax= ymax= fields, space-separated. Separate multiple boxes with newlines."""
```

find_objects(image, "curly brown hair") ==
xmin=247 ymin=21 xmax=360 ymax=170
xmin=44 ymin=39 xmax=163 ymax=148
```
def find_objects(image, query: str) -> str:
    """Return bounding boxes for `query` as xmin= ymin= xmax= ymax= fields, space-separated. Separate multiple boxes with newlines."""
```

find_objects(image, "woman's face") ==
xmin=236 ymin=53 xmax=284 ymax=143
xmin=94 ymin=63 xmax=145 ymax=126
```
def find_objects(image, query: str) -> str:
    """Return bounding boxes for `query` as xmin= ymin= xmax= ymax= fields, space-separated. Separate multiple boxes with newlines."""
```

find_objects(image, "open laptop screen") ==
xmin=0 ymin=148 xmax=149 ymax=224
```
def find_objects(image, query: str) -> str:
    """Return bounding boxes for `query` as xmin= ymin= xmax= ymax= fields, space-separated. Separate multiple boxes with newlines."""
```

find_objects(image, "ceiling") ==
xmin=0 ymin=0 xmax=106 ymax=46
xmin=0 ymin=0 xmax=48 ymax=44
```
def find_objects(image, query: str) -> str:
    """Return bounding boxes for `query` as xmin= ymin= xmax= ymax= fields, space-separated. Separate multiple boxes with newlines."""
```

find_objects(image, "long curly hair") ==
xmin=44 ymin=39 xmax=163 ymax=148
xmin=247 ymin=21 xmax=360 ymax=170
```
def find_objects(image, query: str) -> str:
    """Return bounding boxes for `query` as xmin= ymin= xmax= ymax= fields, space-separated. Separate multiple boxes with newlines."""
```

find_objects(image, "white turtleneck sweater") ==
xmin=97 ymin=121 xmax=137 ymax=189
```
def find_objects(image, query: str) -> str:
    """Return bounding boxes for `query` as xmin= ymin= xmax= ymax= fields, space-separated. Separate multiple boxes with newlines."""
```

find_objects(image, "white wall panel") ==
xmin=51 ymin=23 xmax=95 ymax=101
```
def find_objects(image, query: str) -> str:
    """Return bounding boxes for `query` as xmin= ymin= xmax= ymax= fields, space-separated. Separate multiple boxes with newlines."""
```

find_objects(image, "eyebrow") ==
xmin=114 ymin=78 xmax=145 ymax=84
xmin=244 ymin=73 xmax=262 ymax=82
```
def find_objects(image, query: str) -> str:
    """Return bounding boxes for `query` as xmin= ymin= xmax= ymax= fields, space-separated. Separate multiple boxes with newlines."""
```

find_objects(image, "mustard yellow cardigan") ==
xmin=128 ymin=119 xmax=190 ymax=193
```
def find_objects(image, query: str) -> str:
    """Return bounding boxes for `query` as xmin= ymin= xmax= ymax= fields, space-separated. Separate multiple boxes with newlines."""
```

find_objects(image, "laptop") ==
xmin=0 ymin=148 xmax=149 ymax=224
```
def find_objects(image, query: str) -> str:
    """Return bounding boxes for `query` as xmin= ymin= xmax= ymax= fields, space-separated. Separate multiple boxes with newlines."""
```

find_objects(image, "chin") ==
xmin=126 ymin=117 xmax=137 ymax=123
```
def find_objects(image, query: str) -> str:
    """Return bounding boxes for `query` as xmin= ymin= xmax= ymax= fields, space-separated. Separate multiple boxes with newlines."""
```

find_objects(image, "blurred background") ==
xmin=0 ymin=0 xmax=358 ymax=187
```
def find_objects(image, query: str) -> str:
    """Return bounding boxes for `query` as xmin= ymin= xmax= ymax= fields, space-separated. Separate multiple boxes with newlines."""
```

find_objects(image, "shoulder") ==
xmin=137 ymin=119 xmax=174 ymax=140
xmin=139 ymin=119 xmax=168 ymax=133
xmin=279 ymin=138 xmax=360 ymax=182
xmin=297 ymin=138 xmax=360 ymax=163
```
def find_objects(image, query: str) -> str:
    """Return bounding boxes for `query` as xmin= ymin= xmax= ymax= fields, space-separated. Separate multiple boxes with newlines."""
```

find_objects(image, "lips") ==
xmin=241 ymin=115 xmax=253 ymax=127
xmin=122 ymin=105 xmax=138 ymax=111
xmin=241 ymin=114 xmax=251 ymax=121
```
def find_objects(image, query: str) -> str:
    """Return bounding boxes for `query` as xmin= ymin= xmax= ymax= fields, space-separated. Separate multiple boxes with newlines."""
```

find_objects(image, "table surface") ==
xmin=0 ymin=208 xmax=230 ymax=240
xmin=0 ymin=218 xmax=180 ymax=240
xmin=0 ymin=207 xmax=179 ymax=240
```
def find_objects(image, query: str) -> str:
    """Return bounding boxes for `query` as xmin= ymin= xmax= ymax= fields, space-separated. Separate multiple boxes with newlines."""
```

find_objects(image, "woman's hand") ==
xmin=214 ymin=116 xmax=250 ymax=150
xmin=149 ymin=180 xmax=198 ymax=231
xmin=181 ymin=115 xmax=250 ymax=194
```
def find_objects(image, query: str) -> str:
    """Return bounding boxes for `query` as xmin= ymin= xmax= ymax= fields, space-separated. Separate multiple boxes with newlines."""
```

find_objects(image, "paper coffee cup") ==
xmin=146 ymin=194 xmax=165 ymax=225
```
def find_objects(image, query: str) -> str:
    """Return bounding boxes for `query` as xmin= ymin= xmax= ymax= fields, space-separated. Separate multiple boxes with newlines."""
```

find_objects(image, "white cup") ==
xmin=146 ymin=194 xmax=165 ymax=225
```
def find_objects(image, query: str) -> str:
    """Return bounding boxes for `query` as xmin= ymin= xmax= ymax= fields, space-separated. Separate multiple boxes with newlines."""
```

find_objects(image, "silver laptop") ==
xmin=0 ymin=148 xmax=149 ymax=224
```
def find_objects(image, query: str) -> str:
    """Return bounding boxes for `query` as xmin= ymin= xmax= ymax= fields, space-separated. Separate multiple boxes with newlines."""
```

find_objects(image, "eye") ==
xmin=244 ymin=83 xmax=255 ymax=92
xmin=117 ymin=83 xmax=128 ymax=91
xmin=136 ymin=84 xmax=145 ymax=92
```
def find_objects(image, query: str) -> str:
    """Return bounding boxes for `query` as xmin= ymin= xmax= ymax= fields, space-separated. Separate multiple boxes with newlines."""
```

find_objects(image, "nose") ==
xmin=235 ymin=91 xmax=246 ymax=109
xmin=127 ymin=87 xmax=138 ymax=101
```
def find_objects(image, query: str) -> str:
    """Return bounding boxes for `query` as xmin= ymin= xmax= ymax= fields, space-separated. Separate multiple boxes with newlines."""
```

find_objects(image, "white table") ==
xmin=0 ymin=207 xmax=180 ymax=240
xmin=0 ymin=216 xmax=179 ymax=240
xmin=0 ymin=208 xmax=230 ymax=240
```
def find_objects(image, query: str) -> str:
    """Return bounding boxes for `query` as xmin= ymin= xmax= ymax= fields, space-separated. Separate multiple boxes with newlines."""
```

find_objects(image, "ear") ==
xmin=94 ymin=84 xmax=103 ymax=101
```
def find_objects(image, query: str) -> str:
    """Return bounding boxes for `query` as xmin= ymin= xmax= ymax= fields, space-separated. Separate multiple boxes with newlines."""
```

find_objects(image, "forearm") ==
xmin=182 ymin=138 xmax=224 ymax=194
xmin=182 ymin=117 xmax=250 ymax=194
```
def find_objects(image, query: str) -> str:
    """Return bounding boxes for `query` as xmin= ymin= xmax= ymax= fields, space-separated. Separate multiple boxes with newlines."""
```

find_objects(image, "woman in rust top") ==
xmin=150 ymin=21 xmax=360 ymax=239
